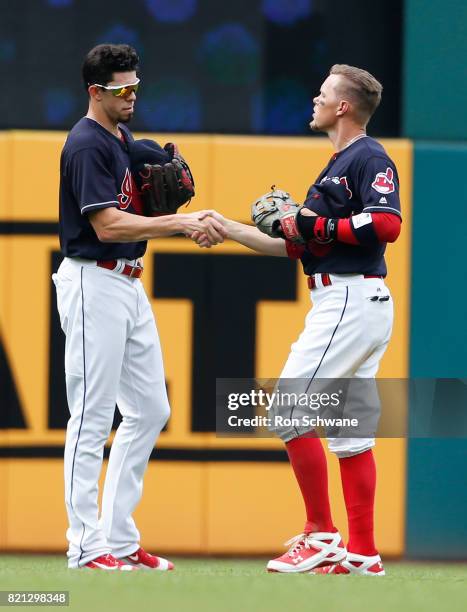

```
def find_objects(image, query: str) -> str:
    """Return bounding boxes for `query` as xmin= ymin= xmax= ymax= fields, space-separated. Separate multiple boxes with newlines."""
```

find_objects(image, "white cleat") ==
xmin=267 ymin=531 xmax=347 ymax=573
xmin=120 ymin=547 xmax=174 ymax=571
xmin=312 ymin=552 xmax=385 ymax=576
xmin=83 ymin=553 xmax=137 ymax=571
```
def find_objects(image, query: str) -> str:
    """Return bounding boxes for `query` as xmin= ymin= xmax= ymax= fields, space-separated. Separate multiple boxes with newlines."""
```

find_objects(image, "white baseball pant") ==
xmin=53 ymin=257 xmax=170 ymax=568
xmin=275 ymin=274 xmax=393 ymax=456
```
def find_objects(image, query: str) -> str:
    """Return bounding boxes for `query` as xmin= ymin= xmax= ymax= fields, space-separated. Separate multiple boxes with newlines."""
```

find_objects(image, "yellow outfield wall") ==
xmin=0 ymin=131 xmax=411 ymax=555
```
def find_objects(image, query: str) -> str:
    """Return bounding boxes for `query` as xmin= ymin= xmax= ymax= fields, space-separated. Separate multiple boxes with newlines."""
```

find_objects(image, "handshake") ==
xmin=179 ymin=209 xmax=230 ymax=248
xmin=177 ymin=187 xmax=319 ymax=250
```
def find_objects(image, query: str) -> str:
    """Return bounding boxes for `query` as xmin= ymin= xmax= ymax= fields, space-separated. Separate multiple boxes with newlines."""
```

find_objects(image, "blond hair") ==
xmin=329 ymin=64 xmax=382 ymax=125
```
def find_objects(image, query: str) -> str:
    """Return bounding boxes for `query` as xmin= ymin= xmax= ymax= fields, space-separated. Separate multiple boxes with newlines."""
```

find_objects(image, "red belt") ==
xmin=97 ymin=259 xmax=143 ymax=278
xmin=307 ymin=273 xmax=383 ymax=290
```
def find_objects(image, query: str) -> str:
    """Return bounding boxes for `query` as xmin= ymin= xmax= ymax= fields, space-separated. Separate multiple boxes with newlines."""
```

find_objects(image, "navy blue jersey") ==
xmin=59 ymin=117 xmax=146 ymax=260
xmin=299 ymin=136 xmax=401 ymax=276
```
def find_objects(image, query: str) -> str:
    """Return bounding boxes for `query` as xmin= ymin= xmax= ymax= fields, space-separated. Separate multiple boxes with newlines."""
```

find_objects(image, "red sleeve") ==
xmin=372 ymin=212 xmax=401 ymax=242
xmin=336 ymin=218 xmax=359 ymax=244
xmin=285 ymin=240 xmax=306 ymax=259
xmin=337 ymin=212 xmax=401 ymax=245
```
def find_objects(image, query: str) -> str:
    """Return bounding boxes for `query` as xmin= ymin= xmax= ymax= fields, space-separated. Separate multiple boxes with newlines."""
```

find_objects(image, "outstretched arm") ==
xmin=225 ymin=218 xmax=287 ymax=256
xmin=194 ymin=212 xmax=287 ymax=257
xmin=88 ymin=206 xmax=226 ymax=244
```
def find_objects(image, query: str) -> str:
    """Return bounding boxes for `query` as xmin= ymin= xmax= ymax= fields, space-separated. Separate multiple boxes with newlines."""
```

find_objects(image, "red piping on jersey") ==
xmin=337 ymin=212 xmax=401 ymax=245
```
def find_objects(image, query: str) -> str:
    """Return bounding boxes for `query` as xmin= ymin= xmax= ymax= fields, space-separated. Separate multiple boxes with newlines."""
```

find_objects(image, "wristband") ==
xmin=297 ymin=212 xmax=339 ymax=241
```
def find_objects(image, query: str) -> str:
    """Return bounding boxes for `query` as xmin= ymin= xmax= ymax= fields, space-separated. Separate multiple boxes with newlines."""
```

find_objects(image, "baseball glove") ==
xmin=137 ymin=142 xmax=195 ymax=216
xmin=130 ymin=140 xmax=195 ymax=217
xmin=251 ymin=187 xmax=304 ymax=243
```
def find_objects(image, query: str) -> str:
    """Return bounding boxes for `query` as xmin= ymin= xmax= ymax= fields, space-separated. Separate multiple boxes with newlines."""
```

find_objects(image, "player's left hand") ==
xmin=130 ymin=139 xmax=195 ymax=216
xmin=251 ymin=187 xmax=305 ymax=243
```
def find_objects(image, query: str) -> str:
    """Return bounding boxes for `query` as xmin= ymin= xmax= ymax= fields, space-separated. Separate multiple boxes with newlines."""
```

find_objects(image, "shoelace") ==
xmin=284 ymin=533 xmax=313 ymax=557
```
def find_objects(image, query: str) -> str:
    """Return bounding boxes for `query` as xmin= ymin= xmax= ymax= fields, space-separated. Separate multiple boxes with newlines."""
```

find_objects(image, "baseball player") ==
xmin=196 ymin=65 xmax=401 ymax=575
xmin=53 ymin=44 xmax=225 ymax=570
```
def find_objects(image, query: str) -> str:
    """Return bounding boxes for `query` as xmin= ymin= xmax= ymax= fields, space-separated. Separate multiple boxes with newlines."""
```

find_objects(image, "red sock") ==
xmin=339 ymin=449 xmax=377 ymax=556
xmin=286 ymin=435 xmax=335 ymax=533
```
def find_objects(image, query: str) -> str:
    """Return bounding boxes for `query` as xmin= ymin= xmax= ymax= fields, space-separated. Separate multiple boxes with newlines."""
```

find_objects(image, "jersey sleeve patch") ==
xmin=358 ymin=156 xmax=401 ymax=217
xmin=371 ymin=167 xmax=395 ymax=194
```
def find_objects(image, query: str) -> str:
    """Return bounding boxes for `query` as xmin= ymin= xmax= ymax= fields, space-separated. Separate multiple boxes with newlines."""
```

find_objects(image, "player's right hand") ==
xmin=198 ymin=209 xmax=226 ymax=224
xmin=190 ymin=230 xmax=211 ymax=248
xmin=191 ymin=210 xmax=232 ymax=248
xmin=179 ymin=211 xmax=227 ymax=245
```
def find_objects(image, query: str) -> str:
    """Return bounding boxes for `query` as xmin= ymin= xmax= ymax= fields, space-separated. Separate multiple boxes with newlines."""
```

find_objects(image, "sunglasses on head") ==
xmin=91 ymin=78 xmax=140 ymax=97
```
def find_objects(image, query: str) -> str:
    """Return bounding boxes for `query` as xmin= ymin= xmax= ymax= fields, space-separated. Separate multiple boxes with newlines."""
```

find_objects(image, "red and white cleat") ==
xmin=121 ymin=547 xmax=174 ymax=571
xmin=84 ymin=554 xmax=136 ymax=571
xmin=312 ymin=552 xmax=385 ymax=576
xmin=267 ymin=532 xmax=346 ymax=573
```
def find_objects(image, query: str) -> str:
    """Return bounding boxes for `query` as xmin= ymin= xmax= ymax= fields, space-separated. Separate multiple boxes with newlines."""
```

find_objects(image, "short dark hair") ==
xmin=82 ymin=44 xmax=139 ymax=91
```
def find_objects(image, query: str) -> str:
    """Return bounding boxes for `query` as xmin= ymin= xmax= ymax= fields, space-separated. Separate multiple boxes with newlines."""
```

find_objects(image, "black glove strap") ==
xmin=296 ymin=213 xmax=318 ymax=239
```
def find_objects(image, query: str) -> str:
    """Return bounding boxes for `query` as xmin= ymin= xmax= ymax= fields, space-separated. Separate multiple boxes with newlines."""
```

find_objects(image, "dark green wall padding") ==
xmin=403 ymin=1 xmax=467 ymax=139
xmin=407 ymin=143 xmax=467 ymax=558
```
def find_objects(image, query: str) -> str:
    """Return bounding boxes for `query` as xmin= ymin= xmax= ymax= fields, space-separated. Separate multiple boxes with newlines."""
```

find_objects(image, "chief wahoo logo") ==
xmin=372 ymin=167 xmax=395 ymax=194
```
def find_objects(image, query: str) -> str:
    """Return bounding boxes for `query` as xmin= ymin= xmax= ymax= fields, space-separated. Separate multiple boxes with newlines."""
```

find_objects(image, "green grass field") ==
xmin=0 ymin=556 xmax=466 ymax=612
